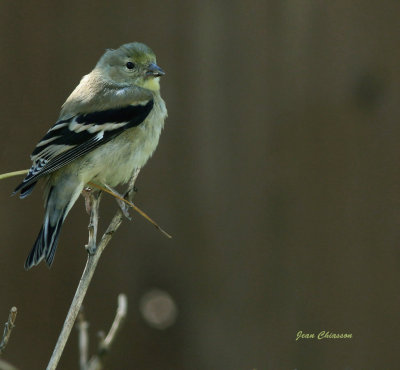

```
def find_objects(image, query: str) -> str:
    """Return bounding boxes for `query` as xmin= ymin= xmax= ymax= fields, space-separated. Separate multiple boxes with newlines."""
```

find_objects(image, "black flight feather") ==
xmin=14 ymin=100 xmax=153 ymax=197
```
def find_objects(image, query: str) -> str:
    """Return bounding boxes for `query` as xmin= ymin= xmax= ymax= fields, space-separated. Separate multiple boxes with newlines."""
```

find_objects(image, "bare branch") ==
xmin=86 ymin=294 xmax=128 ymax=370
xmin=0 ymin=307 xmax=17 ymax=355
xmin=76 ymin=309 xmax=89 ymax=370
xmin=0 ymin=168 xmax=149 ymax=369
xmin=46 ymin=172 xmax=139 ymax=370
xmin=46 ymin=209 xmax=124 ymax=370
xmin=88 ymin=182 xmax=172 ymax=239
xmin=0 ymin=168 xmax=171 ymax=239
xmin=0 ymin=170 xmax=28 ymax=181
xmin=85 ymin=191 xmax=102 ymax=254
xmin=0 ymin=358 xmax=18 ymax=370
xmin=102 ymin=294 xmax=128 ymax=350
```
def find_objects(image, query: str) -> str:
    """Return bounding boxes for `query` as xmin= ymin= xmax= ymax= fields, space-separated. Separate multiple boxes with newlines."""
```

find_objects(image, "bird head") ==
xmin=96 ymin=42 xmax=165 ymax=92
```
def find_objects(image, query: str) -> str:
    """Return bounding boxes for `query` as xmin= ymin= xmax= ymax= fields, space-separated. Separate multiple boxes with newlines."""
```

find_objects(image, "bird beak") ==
xmin=146 ymin=63 xmax=165 ymax=77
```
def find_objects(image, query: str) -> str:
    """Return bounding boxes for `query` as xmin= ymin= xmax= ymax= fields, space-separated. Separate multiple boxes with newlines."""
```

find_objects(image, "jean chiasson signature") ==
xmin=296 ymin=330 xmax=352 ymax=341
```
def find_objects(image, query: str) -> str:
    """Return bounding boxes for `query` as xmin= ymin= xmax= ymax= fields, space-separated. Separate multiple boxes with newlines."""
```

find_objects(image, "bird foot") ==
xmin=117 ymin=199 xmax=132 ymax=220
xmin=82 ymin=186 xmax=94 ymax=214
xmin=104 ymin=184 xmax=132 ymax=220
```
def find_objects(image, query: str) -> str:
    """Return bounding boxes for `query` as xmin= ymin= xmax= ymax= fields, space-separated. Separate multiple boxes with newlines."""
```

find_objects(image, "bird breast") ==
xmin=79 ymin=95 xmax=167 ymax=187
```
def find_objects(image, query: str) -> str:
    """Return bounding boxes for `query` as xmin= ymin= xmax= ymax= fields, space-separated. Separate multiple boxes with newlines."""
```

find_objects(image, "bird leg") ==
xmin=103 ymin=168 xmax=141 ymax=220
xmin=125 ymin=168 xmax=141 ymax=202
xmin=103 ymin=184 xmax=133 ymax=220
xmin=82 ymin=188 xmax=102 ymax=255
xmin=82 ymin=187 xmax=94 ymax=215
xmin=90 ymin=178 xmax=172 ymax=239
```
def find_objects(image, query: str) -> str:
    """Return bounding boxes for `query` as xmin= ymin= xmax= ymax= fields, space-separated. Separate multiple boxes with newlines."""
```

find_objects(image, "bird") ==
xmin=14 ymin=42 xmax=167 ymax=269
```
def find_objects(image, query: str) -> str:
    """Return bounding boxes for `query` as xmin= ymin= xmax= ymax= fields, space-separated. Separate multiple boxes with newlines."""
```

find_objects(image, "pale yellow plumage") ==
xmin=14 ymin=42 xmax=167 ymax=269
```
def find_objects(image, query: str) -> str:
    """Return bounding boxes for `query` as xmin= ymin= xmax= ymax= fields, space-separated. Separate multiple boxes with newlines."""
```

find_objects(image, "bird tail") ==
xmin=24 ymin=181 xmax=82 ymax=270
xmin=24 ymin=209 xmax=66 ymax=269
xmin=15 ymin=181 xmax=38 ymax=198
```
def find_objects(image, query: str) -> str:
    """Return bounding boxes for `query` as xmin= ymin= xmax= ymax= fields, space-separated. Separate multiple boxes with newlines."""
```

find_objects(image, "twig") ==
xmin=46 ymin=174 xmax=141 ymax=369
xmin=100 ymin=294 xmax=128 ymax=353
xmin=85 ymin=190 xmax=102 ymax=254
xmin=76 ymin=309 xmax=89 ymax=370
xmin=46 ymin=209 xmax=124 ymax=370
xmin=46 ymin=175 xmax=139 ymax=370
xmin=1 ymin=168 xmax=166 ymax=368
xmin=0 ymin=359 xmax=17 ymax=370
xmin=88 ymin=182 xmax=172 ymax=239
xmin=0 ymin=307 xmax=17 ymax=355
xmin=0 ymin=170 xmax=28 ymax=180
xmin=0 ymin=169 xmax=171 ymax=239
xmin=85 ymin=294 xmax=128 ymax=370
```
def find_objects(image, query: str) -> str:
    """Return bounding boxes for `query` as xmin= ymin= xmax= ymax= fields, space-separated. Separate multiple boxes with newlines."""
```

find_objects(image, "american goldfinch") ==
xmin=14 ymin=42 xmax=167 ymax=269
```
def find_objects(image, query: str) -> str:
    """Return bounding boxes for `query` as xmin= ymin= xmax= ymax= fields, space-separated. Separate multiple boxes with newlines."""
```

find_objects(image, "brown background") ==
xmin=1 ymin=1 xmax=400 ymax=369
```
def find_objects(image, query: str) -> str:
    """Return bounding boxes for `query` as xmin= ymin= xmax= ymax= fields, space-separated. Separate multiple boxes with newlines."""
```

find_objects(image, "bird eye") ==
xmin=126 ymin=62 xmax=135 ymax=70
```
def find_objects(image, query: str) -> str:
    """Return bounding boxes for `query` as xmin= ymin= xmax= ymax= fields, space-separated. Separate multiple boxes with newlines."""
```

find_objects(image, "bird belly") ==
xmin=82 ymin=114 xmax=164 ymax=187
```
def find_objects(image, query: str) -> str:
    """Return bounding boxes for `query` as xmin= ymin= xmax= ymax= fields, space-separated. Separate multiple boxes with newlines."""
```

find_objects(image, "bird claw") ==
xmin=82 ymin=187 xmax=94 ymax=214
xmin=117 ymin=198 xmax=132 ymax=220
xmin=104 ymin=184 xmax=133 ymax=221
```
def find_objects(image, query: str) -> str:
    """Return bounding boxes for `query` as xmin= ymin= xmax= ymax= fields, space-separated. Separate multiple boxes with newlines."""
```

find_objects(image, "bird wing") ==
xmin=14 ymin=100 xmax=154 ymax=196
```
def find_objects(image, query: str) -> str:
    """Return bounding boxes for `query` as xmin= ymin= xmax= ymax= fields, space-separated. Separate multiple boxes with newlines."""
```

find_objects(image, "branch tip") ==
xmin=0 ymin=306 xmax=18 ymax=355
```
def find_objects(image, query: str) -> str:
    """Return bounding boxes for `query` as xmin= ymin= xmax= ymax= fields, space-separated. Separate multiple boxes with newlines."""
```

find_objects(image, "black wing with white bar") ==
xmin=14 ymin=100 xmax=154 ymax=197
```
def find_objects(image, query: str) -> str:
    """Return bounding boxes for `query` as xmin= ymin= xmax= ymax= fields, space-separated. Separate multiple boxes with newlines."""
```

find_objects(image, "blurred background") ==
xmin=1 ymin=1 xmax=400 ymax=369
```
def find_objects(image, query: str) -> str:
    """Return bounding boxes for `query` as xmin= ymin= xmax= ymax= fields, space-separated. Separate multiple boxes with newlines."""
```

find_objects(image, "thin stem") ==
xmin=88 ymin=182 xmax=172 ymax=239
xmin=0 ymin=359 xmax=17 ymax=370
xmin=76 ymin=310 xmax=89 ymax=370
xmin=46 ymin=211 xmax=124 ymax=370
xmin=86 ymin=191 xmax=102 ymax=254
xmin=0 ymin=168 xmax=165 ymax=368
xmin=86 ymin=294 xmax=128 ymax=370
xmin=101 ymin=294 xmax=127 ymax=350
xmin=0 ymin=307 xmax=17 ymax=355
xmin=0 ymin=170 xmax=28 ymax=180
xmin=0 ymin=168 xmax=171 ymax=239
